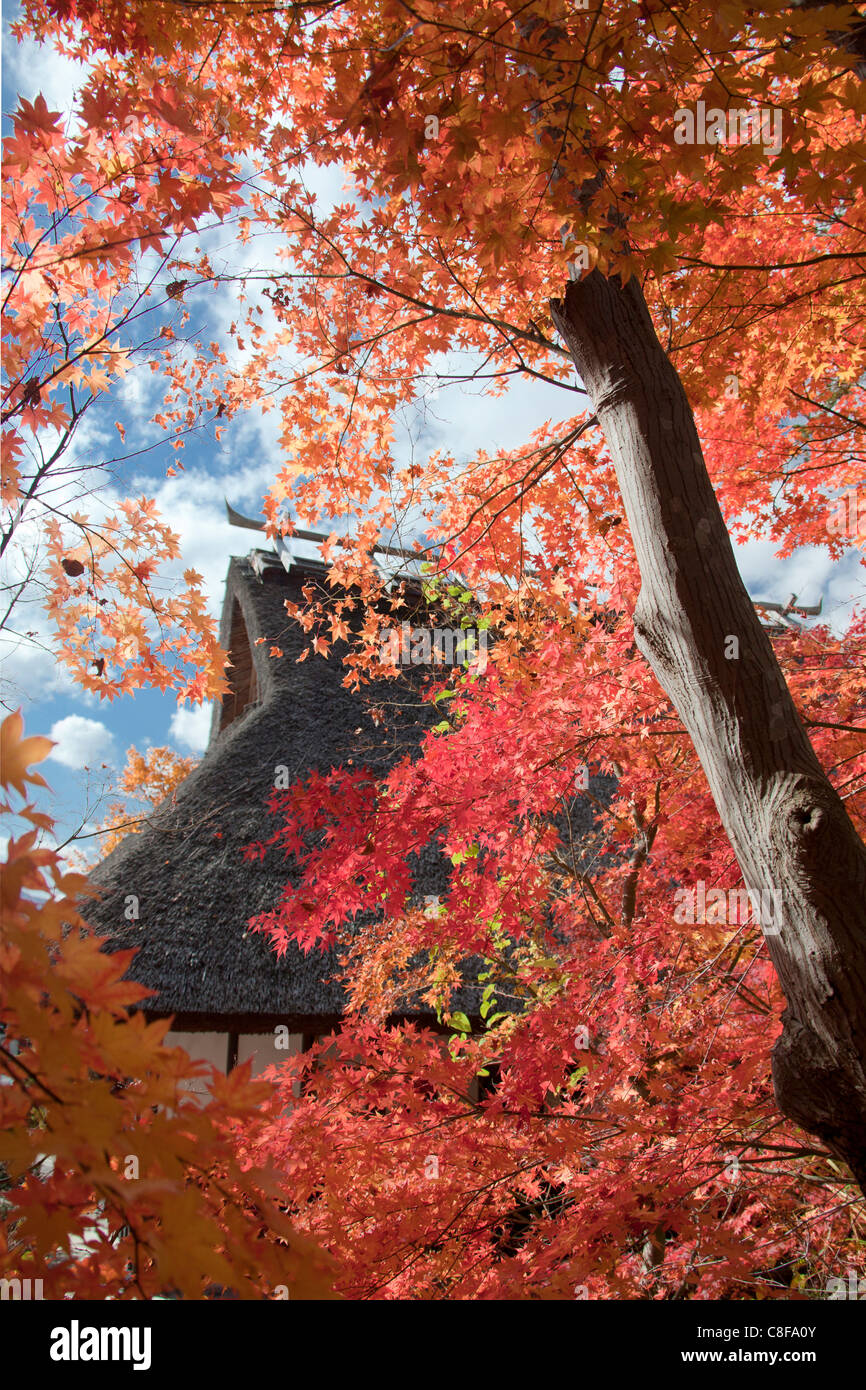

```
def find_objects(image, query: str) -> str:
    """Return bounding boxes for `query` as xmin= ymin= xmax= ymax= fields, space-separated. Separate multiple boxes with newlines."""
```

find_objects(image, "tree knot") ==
xmin=790 ymin=804 xmax=825 ymax=835
xmin=594 ymin=369 xmax=633 ymax=417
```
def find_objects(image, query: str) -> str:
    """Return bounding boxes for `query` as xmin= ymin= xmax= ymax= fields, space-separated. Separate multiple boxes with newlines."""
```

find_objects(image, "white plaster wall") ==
xmin=237 ymin=1031 xmax=304 ymax=1077
xmin=164 ymin=1028 xmax=314 ymax=1102
xmin=164 ymin=1030 xmax=227 ymax=1098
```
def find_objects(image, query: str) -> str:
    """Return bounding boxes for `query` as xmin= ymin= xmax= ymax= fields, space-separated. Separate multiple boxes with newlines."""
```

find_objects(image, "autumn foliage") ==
xmin=97 ymin=744 xmax=197 ymax=856
xmin=2 ymin=0 xmax=866 ymax=1298
xmin=0 ymin=711 xmax=337 ymax=1299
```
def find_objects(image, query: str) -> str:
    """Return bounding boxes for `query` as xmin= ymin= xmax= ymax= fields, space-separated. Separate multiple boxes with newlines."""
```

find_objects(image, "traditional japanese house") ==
xmin=87 ymin=514 xmax=466 ymax=1086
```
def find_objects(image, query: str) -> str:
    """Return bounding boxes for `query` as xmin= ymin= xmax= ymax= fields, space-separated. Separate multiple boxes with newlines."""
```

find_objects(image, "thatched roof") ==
xmin=89 ymin=549 xmax=449 ymax=1031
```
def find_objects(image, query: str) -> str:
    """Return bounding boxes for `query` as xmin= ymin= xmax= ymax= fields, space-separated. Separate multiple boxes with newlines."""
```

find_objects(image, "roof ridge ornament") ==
xmin=224 ymin=500 xmax=422 ymax=562
xmin=751 ymin=592 xmax=823 ymax=634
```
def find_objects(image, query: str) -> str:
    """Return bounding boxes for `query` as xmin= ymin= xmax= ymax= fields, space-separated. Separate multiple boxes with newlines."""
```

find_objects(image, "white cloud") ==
xmin=48 ymin=715 xmax=116 ymax=769
xmin=170 ymin=702 xmax=212 ymax=753
xmin=2 ymin=19 xmax=90 ymax=124
xmin=736 ymin=538 xmax=865 ymax=636
xmin=0 ymin=632 xmax=82 ymax=711
xmin=115 ymin=369 xmax=161 ymax=432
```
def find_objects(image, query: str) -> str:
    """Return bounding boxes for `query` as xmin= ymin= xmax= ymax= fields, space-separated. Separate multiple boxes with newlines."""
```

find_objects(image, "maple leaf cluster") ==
xmin=41 ymin=506 xmax=228 ymax=702
xmin=0 ymin=711 xmax=338 ymax=1299
xmin=96 ymin=743 xmax=198 ymax=857
xmin=1 ymin=29 xmax=243 ymax=701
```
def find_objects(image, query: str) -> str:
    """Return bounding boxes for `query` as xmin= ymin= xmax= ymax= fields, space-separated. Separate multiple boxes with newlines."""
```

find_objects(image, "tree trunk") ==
xmin=550 ymin=270 xmax=866 ymax=1189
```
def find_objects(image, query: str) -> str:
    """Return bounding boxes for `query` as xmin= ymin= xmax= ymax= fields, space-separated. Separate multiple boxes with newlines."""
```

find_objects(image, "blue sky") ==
xmin=2 ymin=9 xmax=863 ymax=860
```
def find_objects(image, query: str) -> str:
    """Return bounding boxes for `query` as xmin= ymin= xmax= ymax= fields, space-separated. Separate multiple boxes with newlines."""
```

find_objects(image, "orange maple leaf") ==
xmin=0 ymin=710 xmax=53 ymax=798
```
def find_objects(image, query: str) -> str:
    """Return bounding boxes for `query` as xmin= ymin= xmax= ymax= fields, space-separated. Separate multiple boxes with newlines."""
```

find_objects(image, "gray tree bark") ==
xmin=550 ymin=269 xmax=866 ymax=1189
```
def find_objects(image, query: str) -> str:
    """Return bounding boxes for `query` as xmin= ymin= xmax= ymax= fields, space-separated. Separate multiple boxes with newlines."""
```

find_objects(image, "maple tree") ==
xmin=3 ymin=0 xmax=866 ymax=1298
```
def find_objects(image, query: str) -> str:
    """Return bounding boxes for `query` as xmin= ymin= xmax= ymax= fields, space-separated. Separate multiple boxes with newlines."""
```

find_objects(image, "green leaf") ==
xmin=450 ymin=1012 xmax=471 ymax=1034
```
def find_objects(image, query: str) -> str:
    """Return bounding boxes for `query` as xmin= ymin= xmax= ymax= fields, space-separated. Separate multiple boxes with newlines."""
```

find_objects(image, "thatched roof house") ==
xmin=89 ymin=522 xmax=453 ymax=1083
